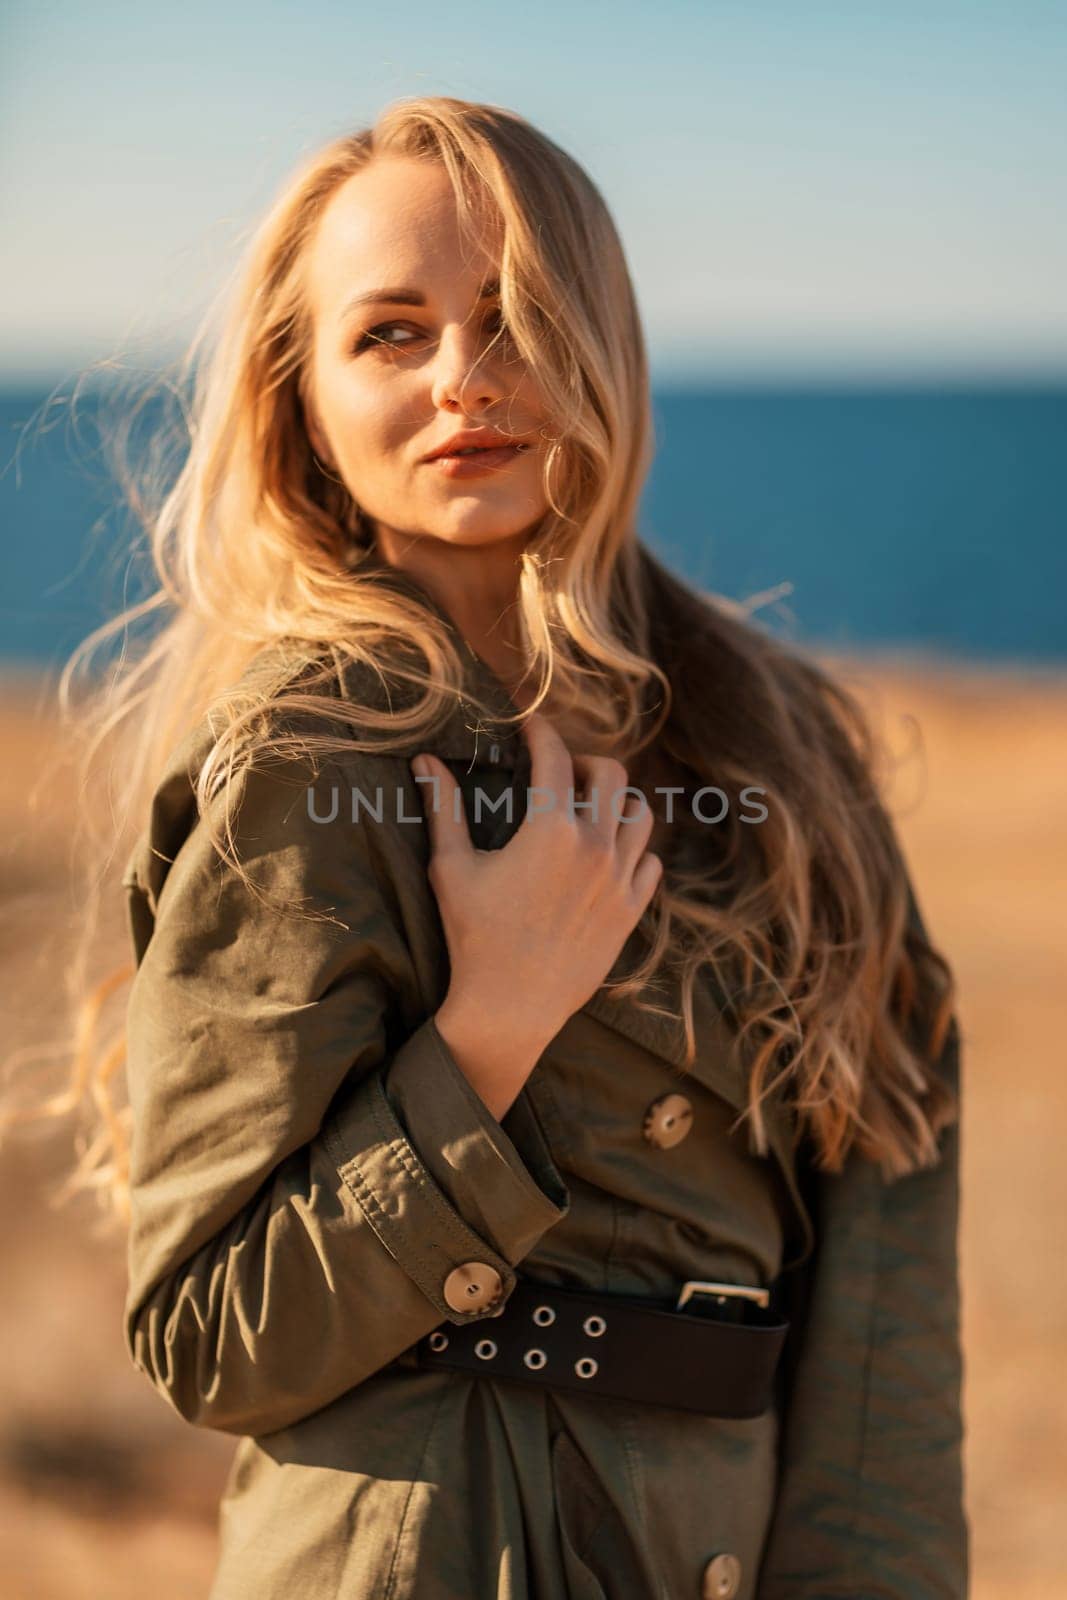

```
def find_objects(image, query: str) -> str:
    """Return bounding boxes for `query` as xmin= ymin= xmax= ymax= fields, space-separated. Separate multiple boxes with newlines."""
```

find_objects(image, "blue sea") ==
xmin=1 ymin=379 xmax=1064 ymax=672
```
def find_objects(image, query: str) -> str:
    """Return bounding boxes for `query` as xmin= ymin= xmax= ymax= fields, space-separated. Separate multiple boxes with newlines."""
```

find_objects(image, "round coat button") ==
xmin=642 ymin=1091 xmax=694 ymax=1149
xmin=443 ymin=1262 xmax=504 ymax=1314
xmin=702 ymin=1551 xmax=742 ymax=1599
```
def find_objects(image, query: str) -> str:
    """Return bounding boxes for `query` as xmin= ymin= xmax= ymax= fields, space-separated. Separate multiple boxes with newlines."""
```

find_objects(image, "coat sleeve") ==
xmin=121 ymin=745 xmax=570 ymax=1439
xmin=755 ymin=877 xmax=969 ymax=1600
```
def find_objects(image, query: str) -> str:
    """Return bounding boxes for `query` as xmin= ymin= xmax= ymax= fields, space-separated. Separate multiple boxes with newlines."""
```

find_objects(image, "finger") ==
xmin=570 ymin=752 xmax=635 ymax=838
xmin=518 ymin=710 xmax=576 ymax=828
xmin=631 ymin=850 xmax=664 ymax=913
xmin=612 ymin=787 xmax=656 ymax=870
xmin=411 ymin=753 xmax=474 ymax=859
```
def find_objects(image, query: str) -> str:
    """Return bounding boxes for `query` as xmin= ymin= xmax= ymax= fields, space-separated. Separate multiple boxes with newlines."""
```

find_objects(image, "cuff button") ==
xmin=444 ymin=1262 xmax=504 ymax=1314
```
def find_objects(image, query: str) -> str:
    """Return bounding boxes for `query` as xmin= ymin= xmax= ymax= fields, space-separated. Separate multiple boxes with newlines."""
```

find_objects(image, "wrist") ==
xmin=434 ymin=992 xmax=554 ymax=1121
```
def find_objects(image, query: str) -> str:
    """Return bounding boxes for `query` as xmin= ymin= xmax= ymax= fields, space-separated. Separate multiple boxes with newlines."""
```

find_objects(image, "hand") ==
xmin=411 ymin=711 xmax=662 ymax=1117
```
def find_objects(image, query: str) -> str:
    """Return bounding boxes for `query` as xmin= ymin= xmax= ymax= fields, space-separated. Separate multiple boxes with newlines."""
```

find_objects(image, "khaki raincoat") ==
xmin=121 ymin=568 xmax=967 ymax=1599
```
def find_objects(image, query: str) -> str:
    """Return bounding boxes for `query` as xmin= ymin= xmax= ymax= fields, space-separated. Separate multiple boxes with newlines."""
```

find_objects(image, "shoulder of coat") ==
xmin=125 ymin=634 xmax=421 ymax=891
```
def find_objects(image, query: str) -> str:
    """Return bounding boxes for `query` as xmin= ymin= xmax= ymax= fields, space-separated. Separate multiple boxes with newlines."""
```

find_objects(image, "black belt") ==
xmin=414 ymin=1276 xmax=789 ymax=1418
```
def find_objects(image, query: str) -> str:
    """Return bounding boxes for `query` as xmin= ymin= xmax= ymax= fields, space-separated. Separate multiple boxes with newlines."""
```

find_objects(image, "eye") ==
xmin=350 ymin=308 xmax=509 ymax=356
xmin=351 ymin=322 xmax=418 ymax=354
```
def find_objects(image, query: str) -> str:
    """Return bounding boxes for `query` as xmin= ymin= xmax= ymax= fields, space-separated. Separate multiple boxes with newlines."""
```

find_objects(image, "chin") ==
xmin=426 ymin=507 xmax=544 ymax=546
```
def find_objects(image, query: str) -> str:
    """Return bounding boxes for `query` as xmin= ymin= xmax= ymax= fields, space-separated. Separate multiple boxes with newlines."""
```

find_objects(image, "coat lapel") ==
xmin=580 ymin=930 xmax=814 ymax=1268
xmin=326 ymin=557 xmax=814 ymax=1264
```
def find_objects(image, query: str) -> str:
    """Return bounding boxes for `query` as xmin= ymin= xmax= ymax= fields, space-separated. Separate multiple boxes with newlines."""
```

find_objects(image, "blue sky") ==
xmin=3 ymin=0 xmax=1065 ymax=384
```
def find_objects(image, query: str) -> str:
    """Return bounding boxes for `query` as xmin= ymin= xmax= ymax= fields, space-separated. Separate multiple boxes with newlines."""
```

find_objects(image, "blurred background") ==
xmin=1 ymin=2 xmax=1065 ymax=1595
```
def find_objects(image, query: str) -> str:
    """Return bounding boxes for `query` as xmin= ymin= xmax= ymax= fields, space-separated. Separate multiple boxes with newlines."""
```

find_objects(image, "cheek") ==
xmin=522 ymin=452 xmax=550 ymax=506
xmin=514 ymin=364 xmax=549 ymax=418
xmin=335 ymin=405 xmax=419 ymax=489
xmin=320 ymin=376 xmax=394 ymax=464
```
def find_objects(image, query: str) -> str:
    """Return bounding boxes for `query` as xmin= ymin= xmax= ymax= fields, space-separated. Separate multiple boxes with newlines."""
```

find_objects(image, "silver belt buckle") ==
xmin=675 ymin=1279 xmax=770 ymax=1313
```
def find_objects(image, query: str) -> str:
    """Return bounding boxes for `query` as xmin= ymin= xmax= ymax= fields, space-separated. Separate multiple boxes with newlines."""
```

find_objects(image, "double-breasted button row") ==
xmin=442 ymin=1261 xmax=504 ymax=1315
xmin=702 ymin=1551 xmax=742 ymax=1598
xmin=642 ymin=1090 xmax=694 ymax=1149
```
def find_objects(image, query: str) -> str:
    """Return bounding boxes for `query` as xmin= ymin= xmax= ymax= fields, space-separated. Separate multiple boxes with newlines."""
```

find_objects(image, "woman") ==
xmin=45 ymin=98 xmax=967 ymax=1597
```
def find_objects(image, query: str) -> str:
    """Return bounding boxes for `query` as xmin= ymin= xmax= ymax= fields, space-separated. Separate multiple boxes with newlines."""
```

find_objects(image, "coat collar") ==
xmin=327 ymin=558 xmax=527 ymax=772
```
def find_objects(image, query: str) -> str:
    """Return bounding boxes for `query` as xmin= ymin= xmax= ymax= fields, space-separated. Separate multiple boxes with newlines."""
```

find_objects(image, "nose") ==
xmin=429 ymin=317 xmax=508 ymax=416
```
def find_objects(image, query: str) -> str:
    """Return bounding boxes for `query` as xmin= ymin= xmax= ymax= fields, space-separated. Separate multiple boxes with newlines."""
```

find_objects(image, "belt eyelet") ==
xmin=428 ymin=1330 xmax=449 ymax=1352
xmin=524 ymin=1348 xmax=547 ymax=1370
xmin=533 ymin=1304 xmax=556 ymax=1327
xmin=475 ymin=1339 xmax=498 ymax=1360
xmin=582 ymin=1314 xmax=606 ymax=1337
xmin=575 ymin=1356 xmax=599 ymax=1379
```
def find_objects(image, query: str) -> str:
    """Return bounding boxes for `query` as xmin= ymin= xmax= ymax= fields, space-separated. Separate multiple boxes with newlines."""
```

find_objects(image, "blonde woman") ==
xmin=19 ymin=98 xmax=966 ymax=1598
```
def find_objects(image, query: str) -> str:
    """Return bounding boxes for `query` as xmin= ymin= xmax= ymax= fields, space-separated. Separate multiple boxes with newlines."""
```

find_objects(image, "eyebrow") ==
xmin=338 ymin=279 xmax=500 ymax=325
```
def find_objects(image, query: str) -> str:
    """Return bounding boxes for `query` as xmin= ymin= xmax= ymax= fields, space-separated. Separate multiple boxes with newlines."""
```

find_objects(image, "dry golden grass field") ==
xmin=0 ymin=654 xmax=1064 ymax=1597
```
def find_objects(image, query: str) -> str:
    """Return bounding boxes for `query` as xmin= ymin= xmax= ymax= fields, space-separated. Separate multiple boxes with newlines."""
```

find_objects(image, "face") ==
xmin=302 ymin=156 xmax=551 ymax=567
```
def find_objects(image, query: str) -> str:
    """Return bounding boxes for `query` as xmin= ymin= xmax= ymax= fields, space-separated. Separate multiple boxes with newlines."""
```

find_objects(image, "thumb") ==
xmin=411 ymin=753 xmax=474 ymax=858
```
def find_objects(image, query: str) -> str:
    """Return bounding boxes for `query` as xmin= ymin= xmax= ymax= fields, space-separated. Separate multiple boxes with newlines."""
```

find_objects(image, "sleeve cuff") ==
xmin=325 ymin=1016 xmax=569 ymax=1324
xmin=385 ymin=1015 xmax=570 ymax=1252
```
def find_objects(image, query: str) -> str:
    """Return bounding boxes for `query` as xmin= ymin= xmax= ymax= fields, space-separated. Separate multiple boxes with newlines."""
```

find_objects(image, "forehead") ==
xmin=305 ymin=157 xmax=501 ymax=319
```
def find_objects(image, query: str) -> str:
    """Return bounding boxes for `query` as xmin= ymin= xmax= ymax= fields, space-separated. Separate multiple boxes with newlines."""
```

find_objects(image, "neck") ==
xmin=369 ymin=528 xmax=534 ymax=701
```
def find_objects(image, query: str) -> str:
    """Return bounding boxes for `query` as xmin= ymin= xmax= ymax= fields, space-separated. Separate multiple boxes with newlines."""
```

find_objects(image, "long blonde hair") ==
xmin=0 ymin=94 xmax=959 ymax=1235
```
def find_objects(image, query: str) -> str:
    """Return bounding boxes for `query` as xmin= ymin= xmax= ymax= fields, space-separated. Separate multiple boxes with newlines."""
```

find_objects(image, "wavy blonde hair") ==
xmin=0 ymin=94 xmax=959 ymax=1235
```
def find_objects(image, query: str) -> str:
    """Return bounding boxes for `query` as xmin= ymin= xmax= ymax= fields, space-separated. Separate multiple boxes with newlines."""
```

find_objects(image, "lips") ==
xmin=422 ymin=431 xmax=531 ymax=462
xmin=426 ymin=443 xmax=530 ymax=476
xmin=436 ymin=444 xmax=526 ymax=459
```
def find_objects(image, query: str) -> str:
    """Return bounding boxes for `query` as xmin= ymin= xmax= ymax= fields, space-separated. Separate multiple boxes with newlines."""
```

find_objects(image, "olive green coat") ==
xmin=121 ymin=575 xmax=967 ymax=1599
